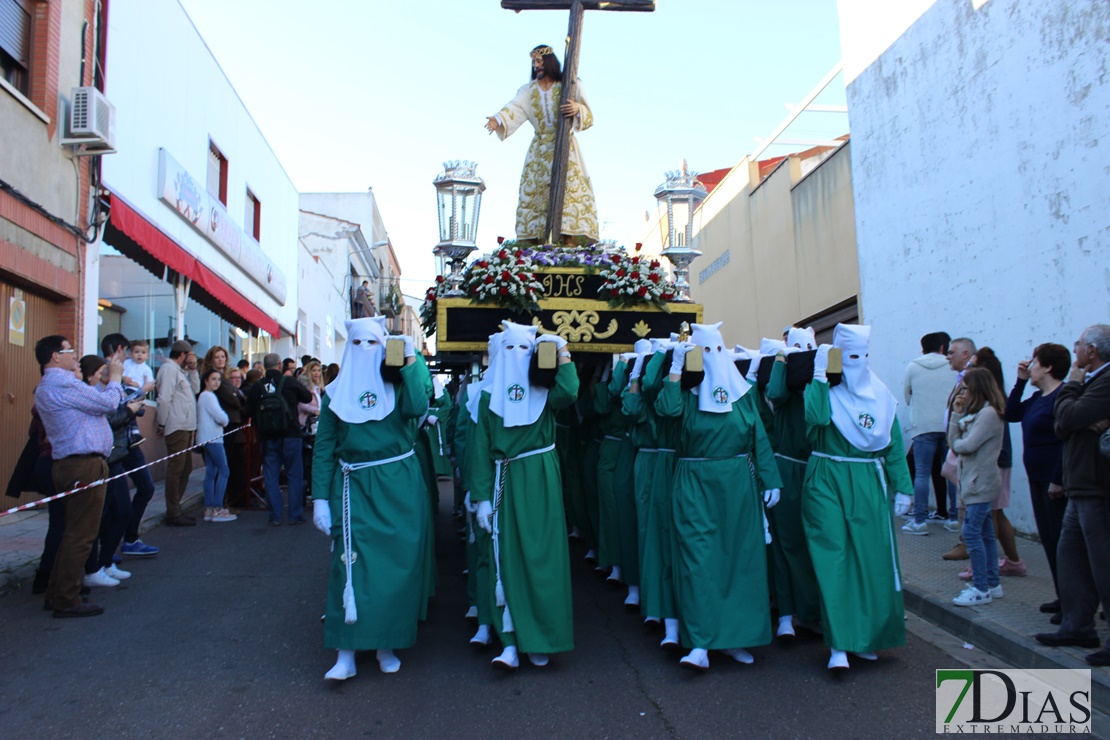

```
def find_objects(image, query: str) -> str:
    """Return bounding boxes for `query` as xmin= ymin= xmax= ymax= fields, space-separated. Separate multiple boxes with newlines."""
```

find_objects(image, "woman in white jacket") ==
xmin=198 ymin=369 xmax=236 ymax=523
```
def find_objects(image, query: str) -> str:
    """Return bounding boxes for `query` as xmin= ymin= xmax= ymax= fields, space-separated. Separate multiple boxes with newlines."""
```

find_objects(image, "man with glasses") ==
xmin=1036 ymin=325 xmax=1110 ymax=666
xmin=33 ymin=335 xmax=126 ymax=617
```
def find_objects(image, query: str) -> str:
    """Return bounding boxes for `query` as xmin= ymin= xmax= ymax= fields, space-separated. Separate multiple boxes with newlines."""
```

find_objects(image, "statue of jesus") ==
xmin=485 ymin=45 xmax=599 ymax=246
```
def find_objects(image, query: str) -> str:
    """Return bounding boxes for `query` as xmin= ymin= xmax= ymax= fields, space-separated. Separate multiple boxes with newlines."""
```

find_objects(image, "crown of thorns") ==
xmin=530 ymin=46 xmax=554 ymax=60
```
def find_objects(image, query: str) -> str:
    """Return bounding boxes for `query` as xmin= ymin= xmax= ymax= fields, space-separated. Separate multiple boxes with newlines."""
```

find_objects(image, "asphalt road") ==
xmin=0 ymin=485 xmax=964 ymax=739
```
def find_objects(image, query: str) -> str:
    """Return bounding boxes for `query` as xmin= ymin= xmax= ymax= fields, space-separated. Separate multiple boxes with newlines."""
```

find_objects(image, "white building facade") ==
xmin=838 ymin=0 xmax=1110 ymax=533
xmin=97 ymin=0 xmax=299 ymax=363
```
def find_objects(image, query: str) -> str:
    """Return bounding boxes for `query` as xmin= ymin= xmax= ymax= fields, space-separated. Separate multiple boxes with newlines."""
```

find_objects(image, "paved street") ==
xmin=1 ymin=486 xmax=980 ymax=738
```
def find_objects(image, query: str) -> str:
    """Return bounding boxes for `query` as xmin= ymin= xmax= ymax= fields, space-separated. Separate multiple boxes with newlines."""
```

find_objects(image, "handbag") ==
xmin=941 ymin=448 xmax=959 ymax=484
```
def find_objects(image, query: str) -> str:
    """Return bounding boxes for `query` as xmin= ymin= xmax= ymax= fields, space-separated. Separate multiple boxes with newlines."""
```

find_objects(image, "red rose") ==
xmin=631 ymin=256 xmax=640 ymax=265
xmin=516 ymin=258 xmax=525 ymax=266
xmin=649 ymin=273 xmax=660 ymax=283
xmin=498 ymin=250 xmax=508 ymax=259
xmin=616 ymin=268 xmax=626 ymax=278
xmin=650 ymin=260 xmax=660 ymax=269
xmin=635 ymin=242 xmax=643 ymax=251
xmin=497 ymin=236 xmax=505 ymax=245
xmin=610 ymin=289 xmax=620 ymax=297
xmin=473 ymin=287 xmax=480 ymax=295
xmin=501 ymin=270 xmax=511 ymax=281
xmin=499 ymin=286 xmax=508 ymax=296
xmin=484 ymin=275 xmax=494 ymax=284
xmin=478 ymin=260 xmax=489 ymax=268
xmin=435 ymin=275 xmax=445 ymax=283
xmin=610 ymin=254 xmax=621 ymax=263
xmin=661 ymin=292 xmax=674 ymax=300
xmin=637 ymin=286 xmax=648 ymax=297
xmin=631 ymin=272 xmax=640 ymax=280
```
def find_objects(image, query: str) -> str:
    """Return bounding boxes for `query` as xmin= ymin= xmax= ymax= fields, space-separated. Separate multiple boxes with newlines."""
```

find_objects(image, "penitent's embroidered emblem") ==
xmin=712 ymin=386 xmax=729 ymax=405
xmin=857 ymin=413 xmax=875 ymax=429
xmin=507 ymin=384 xmax=526 ymax=403
xmin=359 ymin=391 xmax=377 ymax=410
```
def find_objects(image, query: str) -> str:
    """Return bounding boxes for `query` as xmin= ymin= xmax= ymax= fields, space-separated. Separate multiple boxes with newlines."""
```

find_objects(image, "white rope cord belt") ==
xmin=492 ymin=442 xmax=556 ymax=634
xmin=338 ymin=448 xmax=416 ymax=624
xmin=810 ymin=451 xmax=901 ymax=592
xmin=602 ymin=434 xmax=626 ymax=442
xmin=774 ymin=452 xmax=809 ymax=466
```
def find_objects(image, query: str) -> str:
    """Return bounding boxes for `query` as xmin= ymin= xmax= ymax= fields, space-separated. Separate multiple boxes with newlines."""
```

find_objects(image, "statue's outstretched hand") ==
xmin=485 ymin=116 xmax=499 ymax=133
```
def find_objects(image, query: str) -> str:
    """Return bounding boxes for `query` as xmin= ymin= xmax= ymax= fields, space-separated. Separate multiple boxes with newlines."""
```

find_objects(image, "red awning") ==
xmin=106 ymin=193 xmax=281 ymax=337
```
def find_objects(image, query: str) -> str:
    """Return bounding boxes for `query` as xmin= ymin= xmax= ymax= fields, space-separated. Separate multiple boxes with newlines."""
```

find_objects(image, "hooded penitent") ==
xmin=488 ymin=321 xmax=548 ymax=427
xmin=828 ymin=323 xmax=896 ymax=452
xmin=325 ymin=317 xmax=395 ymax=423
xmin=467 ymin=332 xmax=502 ymax=423
xmin=690 ymin=322 xmax=749 ymax=413
xmin=786 ymin=326 xmax=817 ymax=351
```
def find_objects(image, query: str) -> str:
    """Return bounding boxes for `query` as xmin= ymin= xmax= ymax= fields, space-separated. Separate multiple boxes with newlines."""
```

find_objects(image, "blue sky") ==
xmin=177 ymin=0 xmax=847 ymax=295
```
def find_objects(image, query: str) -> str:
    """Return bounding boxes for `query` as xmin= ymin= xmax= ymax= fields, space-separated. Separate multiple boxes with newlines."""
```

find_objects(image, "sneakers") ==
xmin=958 ymin=565 xmax=973 ymax=581
xmin=204 ymin=507 xmax=214 ymax=522
xmin=999 ymin=558 xmax=1027 ymax=577
xmin=927 ymin=511 xmax=948 ymax=521
xmin=105 ymin=564 xmax=131 ymax=580
xmin=989 ymin=584 xmax=1004 ymax=599
xmin=211 ymin=508 xmax=238 ymax=523
xmin=83 ymin=567 xmax=120 ymax=588
xmin=953 ymin=586 xmax=992 ymax=606
xmin=120 ymin=539 xmax=160 ymax=557
xmin=901 ymin=520 xmax=929 ymax=536
xmin=943 ymin=519 xmax=961 ymax=533
xmin=942 ymin=542 xmax=969 ymax=560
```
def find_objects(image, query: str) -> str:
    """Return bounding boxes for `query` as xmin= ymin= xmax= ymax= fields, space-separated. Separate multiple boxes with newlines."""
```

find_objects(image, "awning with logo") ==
xmin=104 ymin=192 xmax=281 ymax=337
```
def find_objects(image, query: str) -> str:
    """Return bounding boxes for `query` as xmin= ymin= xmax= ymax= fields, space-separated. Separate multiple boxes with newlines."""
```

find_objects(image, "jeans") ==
xmin=203 ymin=442 xmax=230 ymax=508
xmin=1027 ymin=479 xmax=1067 ymax=594
xmin=1057 ymin=498 xmax=1110 ymax=645
xmin=962 ymin=501 xmax=999 ymax=593
xmin=262 ymin=436 xmax=304 ymax=522
xmin=122 ymin=445 xmax=155 ymax=543
xmin=911 ymin=432 xmax=955 ymax=523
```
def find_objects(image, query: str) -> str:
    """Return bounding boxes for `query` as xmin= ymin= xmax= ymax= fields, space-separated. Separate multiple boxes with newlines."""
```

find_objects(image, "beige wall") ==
xmin=690 ymin=144 xmax=858 ymax=348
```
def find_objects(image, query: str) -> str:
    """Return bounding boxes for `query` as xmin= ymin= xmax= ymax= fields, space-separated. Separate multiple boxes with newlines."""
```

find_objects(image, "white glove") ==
xmin=401 ymin=334 xmax=416 ymax=358
xmin=464 ymin=492 xmax=478 ymax=514
xmin=537 ymin=334 xmax=568 ymax=350
xmin=629 ymin=353 xmax=647 ymax=381
xmin=312 ymin=499 xmax=332 ymax=535
xmin=669 ymin=342 xmax=697 ymax=376
xmin=620 ymin=352 xmax=638 ymax=364
xmin=426 ymin=415 xmax=439 ymax=427
xmin=476 ymin=500 xmax=493 ymax=533
xmin=763 ymin=488 xmax=781 ymax=508
xmin=894 ymin=493 xmax=912 ymax=517
xmin=813 ymin=344 xmax=833 ymax=383
xmin=633 ymin=338 xmax=652 ymax=355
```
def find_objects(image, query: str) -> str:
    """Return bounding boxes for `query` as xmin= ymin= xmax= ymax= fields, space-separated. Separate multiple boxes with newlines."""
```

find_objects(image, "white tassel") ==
xmin=495 ymin=578 xmax=506 ymax=608
xmin=763 ymin=511 xmax=772 ymax=545
xmin=502 ymin=605 xmax=514 ymax=633
xmin=343 ymin=581 xmax=358 ymax=624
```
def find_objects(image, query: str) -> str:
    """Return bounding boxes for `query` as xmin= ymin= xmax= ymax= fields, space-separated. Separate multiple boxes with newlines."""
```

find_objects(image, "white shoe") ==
xmin=901 ymin=520 xmax=929 ymax=536
xmin=527 ymin=653 xmax=550 ymax=667
xmin=325 ymin=649 xmax=356 ymax=681
xmin=680 ymin=648 xmax=709 ymax=671
xmin=606 ymin=565 xmax=623 ymax=585
xmin=470 ymin=624 xmax=491 ymax=646
xmin=106 ymin=563 xmax=130 ymax=581
xmin=661 ymin=618 xmax=681 ymax=650
xmin=211 ymin=508 xmax=237 ymax=523
xmin=989 ymin=584 xmax=1004 ymax=599
xmin=828 ymin=649 xmax=849 ymax=670
xmin=851 ymin=651 xmax=878 ymax=661
xmin=952 ymin=586 xmax=992 ymax=606
xmin=376 ymin=649 xmax=401 ymax=674
xmin=624 ymin=585 xmax=640 ymax=608
xmin=464 ymin=605 xmax=479 ymax=620
xmin=644 ymin=616 xmax=661 ymax=627
xmin=492 ymin=646 xmax=519 ymax=670
xmin=83 ymin=567 xmax=120 ymax=588
xmin=723 ymin=648 xmax=754 ymax=664
xmin=777 ymin=615 xmax=795 ymax=638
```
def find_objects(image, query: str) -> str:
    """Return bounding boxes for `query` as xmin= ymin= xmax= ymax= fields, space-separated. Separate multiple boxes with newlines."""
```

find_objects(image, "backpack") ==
xmin=256 ymin=376 xmax=291 ymax=437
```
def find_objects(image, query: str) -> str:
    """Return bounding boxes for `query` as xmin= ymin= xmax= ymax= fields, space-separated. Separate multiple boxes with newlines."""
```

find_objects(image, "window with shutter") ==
xmin=0 ymin=0 xmax=32 ymax=95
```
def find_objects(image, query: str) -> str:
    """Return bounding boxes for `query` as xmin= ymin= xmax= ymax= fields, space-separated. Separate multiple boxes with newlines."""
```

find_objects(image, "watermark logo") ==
xmin=936 ymin=669 xmax=1091 ymax=734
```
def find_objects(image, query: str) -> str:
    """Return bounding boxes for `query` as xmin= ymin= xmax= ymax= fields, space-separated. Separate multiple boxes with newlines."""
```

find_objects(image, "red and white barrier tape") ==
xmin=0 ymin=422 xmax=251 ymax=519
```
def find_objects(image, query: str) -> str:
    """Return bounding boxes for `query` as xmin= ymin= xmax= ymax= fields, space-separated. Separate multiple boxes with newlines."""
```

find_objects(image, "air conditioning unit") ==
xmin=61 ymin=86 xmax=117 ymax=155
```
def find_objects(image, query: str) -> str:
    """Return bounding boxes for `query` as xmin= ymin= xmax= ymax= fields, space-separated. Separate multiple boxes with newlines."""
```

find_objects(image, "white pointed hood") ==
xmin=325 ymin=317 xmax=395 ymax=423
xmin=467 ymin=332 xmax=502 ymax=423
xmin=828 ymin=323 xmax=897 ymax=452
xmin=786 ymin=326 xmax=817 ymax=351
xmin=691 ymin=322 xmax=749 ymax=412
xmin=488 ymin=321 xmax=548 ymax=427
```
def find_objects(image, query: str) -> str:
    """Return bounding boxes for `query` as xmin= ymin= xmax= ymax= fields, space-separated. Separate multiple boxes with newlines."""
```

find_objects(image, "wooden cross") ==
xmin=501 ymin=0 xmax=655 ymax=244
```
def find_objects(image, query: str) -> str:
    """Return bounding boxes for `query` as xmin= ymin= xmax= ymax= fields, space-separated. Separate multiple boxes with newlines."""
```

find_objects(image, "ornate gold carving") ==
xmin=532 ymin=310 xmax=618 ymax=343
xmin=631 ymin=320 xmax=651 ymax=338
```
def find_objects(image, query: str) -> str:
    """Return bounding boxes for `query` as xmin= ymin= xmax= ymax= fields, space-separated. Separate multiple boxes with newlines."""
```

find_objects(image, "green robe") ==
xmin=622 ymin=350 xmax=678 ymax=619
xmin=470 ymin=363 xmax=580 ymax=652
xmin=595 ymin=362 xmax=637 ymax=579
xmin=312 ymin=361 xmax=431 ymax=650
xmin=764 ymin=360 xmax=821 ymax=623
xmin=802 ymin=379 xmax=912 ymax=653
xmin=456 ymin=386 xmax=493 ymax=625
xmin=425 ymin=391 xmax=453 ymax=477
xmin=656 ymin=379 xmax=782 ymax=649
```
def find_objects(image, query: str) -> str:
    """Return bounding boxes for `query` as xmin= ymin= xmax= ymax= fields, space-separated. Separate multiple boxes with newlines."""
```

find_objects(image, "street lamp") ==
xmin=433 ymin=160 xmax=486 ymax=297
xmin=654 ymin=160 xmax=707 ymax=303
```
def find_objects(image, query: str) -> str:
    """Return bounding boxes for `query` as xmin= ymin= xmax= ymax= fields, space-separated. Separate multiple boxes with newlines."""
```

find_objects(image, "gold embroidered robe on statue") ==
xmin=495 ymin=80 xmax=599 ymax=242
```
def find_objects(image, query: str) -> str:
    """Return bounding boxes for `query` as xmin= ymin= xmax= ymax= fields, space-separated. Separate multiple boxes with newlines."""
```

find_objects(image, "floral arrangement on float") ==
xmin=419 ymin=275 xmax=447 ymax=337
xmin=596 ymin=242 xmax=675 ymax=310
xmin=459 ymin=237 xmax=545 ymax=313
